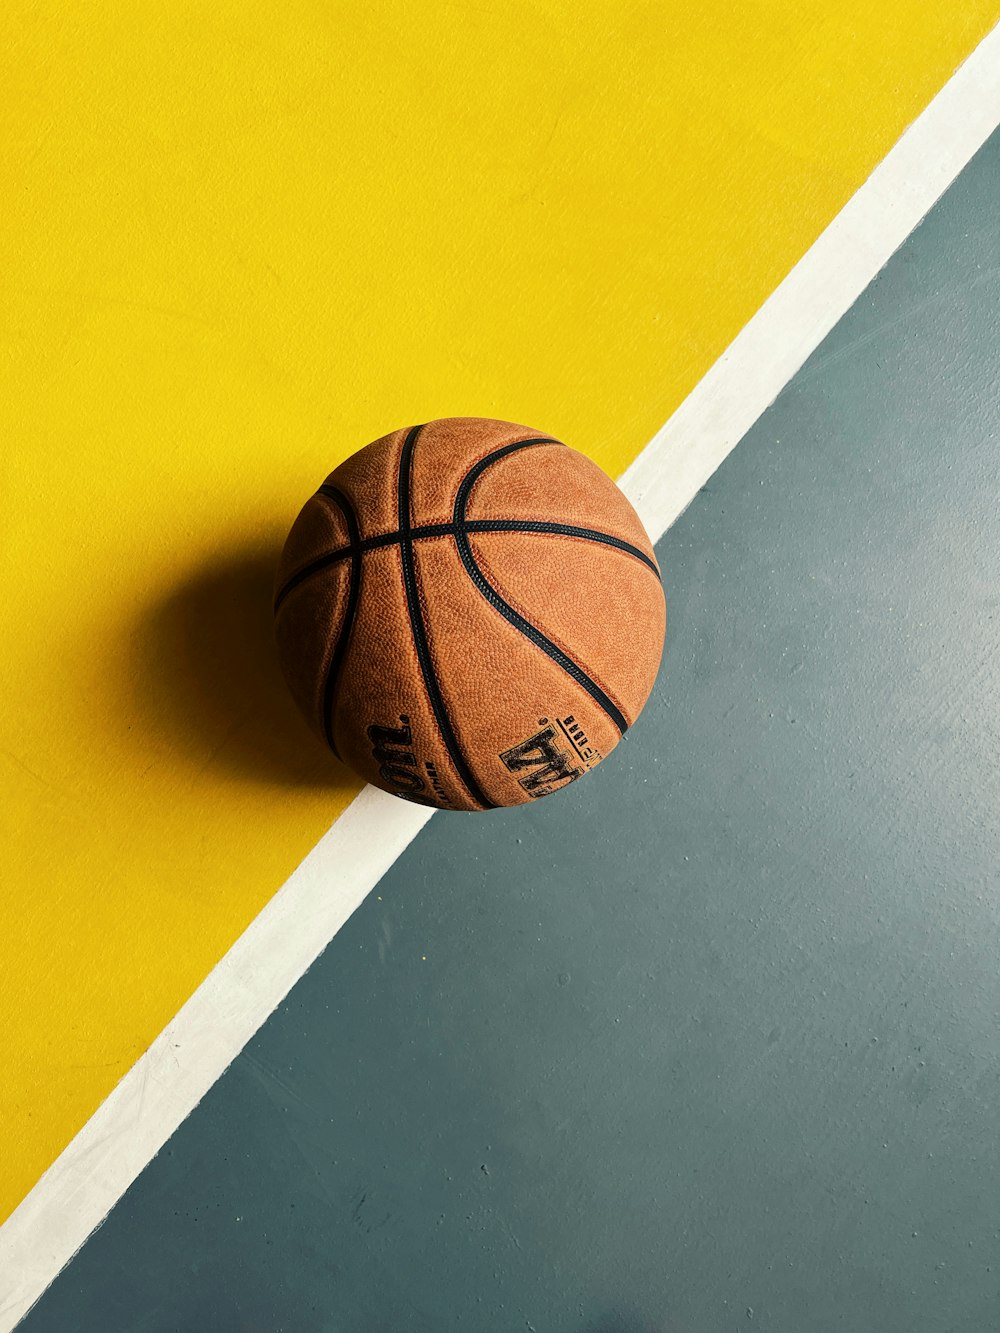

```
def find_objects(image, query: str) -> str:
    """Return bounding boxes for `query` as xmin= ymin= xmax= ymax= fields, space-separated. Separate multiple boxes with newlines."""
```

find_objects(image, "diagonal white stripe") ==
xmin=620 ymin=27 xmax=1000 ymax=540
xmin=3 ymin=20 xmax=1000 ymax=1329
xmin=0 ymin=788 xmax=434 ymax=1329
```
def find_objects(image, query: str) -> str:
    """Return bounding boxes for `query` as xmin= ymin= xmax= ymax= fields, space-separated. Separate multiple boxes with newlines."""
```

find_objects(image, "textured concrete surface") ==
xmin=18 ymin=131 xmax=1000 ymax=1332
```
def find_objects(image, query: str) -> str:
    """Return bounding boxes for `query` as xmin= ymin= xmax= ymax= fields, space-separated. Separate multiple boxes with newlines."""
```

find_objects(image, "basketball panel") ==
xmin=408 ymin=417 xmax=561 ymax=527
xmin=274 ymin=560 xmax=353 ymax=741
xmin=414 ymin=537 xmax=623 ymax=807
xmin=326 ymin=425 xmax=409 ymax=541
xmin=333 ymin=542 xmax=484 ymax=809
xmin=465 ymin=442 xmax=659 ymax=567
xmin=274 ymin=491 xmax=351 ymax=603
xmin=469 ymin=530 xmax=666 ymax=727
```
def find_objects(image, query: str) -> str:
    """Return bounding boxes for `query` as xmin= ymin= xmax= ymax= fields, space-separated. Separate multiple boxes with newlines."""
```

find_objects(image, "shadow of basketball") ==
xmin=133 ymin=542 xmax=356 ymax=793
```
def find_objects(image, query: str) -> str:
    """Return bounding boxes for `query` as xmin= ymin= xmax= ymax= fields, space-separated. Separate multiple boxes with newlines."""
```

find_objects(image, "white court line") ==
xmin=3 ymin=20 xmax=1000 ymax=1328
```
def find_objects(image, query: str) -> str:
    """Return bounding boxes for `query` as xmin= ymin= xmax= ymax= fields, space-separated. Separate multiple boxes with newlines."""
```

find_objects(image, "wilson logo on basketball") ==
xmin=367 ymin=712 xmax=599 ymax=805
xmin=366 ymin=717 xmax=443 ymax=808
xmin=499 ymin=715 xmax=599 ymax=799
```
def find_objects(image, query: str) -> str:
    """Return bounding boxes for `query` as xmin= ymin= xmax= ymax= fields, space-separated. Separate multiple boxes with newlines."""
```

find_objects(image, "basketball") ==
xmin=274 ymin=417 xmax=665 ymax=810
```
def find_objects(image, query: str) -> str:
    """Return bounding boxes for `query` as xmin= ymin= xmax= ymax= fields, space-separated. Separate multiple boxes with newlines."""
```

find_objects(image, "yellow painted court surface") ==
xmin=2 ymin=1 xmax=997 ymax=1221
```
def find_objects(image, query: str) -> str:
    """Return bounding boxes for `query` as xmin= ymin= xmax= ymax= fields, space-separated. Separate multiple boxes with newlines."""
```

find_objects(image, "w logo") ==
xmin=500 ymin=726 xmax=581 ymax=799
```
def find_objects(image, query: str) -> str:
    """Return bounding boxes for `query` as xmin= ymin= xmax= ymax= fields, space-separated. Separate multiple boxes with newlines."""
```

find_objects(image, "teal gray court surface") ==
xmin=18 ymin=133 xmax=1000 ymax=1333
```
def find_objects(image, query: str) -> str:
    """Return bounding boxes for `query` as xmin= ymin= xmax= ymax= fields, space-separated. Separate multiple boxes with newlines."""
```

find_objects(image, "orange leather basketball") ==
xmin=274 ymin=417 xmax=665 ymax=810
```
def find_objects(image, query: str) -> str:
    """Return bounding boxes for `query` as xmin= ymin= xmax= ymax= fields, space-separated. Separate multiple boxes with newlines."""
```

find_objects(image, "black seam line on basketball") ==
xmin=273 ymin=547 xmax=347 ymax=613
xmin=274 ymin=520 xmax=657 ymax=612
xmin=397 ymin=425 xmax=497 ymax=811
xmin=315 ymin=485 xmax=361 ymax=761
xmin=465 ymin=521 xmax=659 ymax=575
xmin=453 ymin=438 xmax=630 ymax=736
xmin=452 ymin=437 xmax=561 ymax=519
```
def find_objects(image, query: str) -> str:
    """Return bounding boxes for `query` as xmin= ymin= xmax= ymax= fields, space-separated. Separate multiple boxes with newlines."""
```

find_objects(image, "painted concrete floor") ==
xmin=18 ymin=131 xmax=1000 ymax=1333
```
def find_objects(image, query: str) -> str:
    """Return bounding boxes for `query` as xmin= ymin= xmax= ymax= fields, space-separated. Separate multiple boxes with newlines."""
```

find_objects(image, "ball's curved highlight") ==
xmin=274 ymin=418 xmax=665 ymax=810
